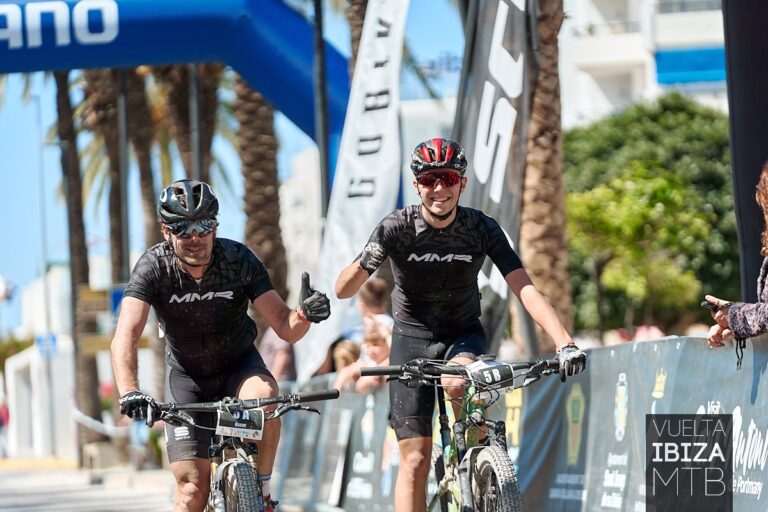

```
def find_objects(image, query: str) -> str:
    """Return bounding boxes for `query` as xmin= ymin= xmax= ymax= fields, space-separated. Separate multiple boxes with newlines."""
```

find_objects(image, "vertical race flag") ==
xmin=295 ymin=0 xmax=411 ymax=382
xmin=452 ymin=0 xmax=538 ymax=353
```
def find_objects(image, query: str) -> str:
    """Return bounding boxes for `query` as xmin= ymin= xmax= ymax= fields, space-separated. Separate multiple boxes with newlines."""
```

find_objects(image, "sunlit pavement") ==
xmin=0 ymin=461 xmax=174 ymax=511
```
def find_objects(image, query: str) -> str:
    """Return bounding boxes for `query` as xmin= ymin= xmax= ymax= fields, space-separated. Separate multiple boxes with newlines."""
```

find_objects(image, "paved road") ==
xmin=0 ymin=467 xmax=174 ymax=511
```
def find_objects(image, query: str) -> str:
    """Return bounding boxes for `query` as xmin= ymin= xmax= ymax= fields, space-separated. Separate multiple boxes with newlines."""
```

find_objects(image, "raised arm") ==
xmin=336 ymin=258 xmax=370 ymax=298
xmin=505 ymin=268 xmax=574 ymax=350
xmin=336 ymin=241 xmax=387 ymax=298
xmin=255 ymin=272 xmax=330 ymax=343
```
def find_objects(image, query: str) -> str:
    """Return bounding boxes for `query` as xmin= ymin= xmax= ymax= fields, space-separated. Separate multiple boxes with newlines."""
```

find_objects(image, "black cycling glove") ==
xmin=299 ymin=272 xmax=331 ymax=323
xmin=557 ymin=345 xmax=587 ymax=382
xmin=359 ymin=242 xmax=386 ymax=275
xmin=119 ymin=390 xmax=156 ymax=420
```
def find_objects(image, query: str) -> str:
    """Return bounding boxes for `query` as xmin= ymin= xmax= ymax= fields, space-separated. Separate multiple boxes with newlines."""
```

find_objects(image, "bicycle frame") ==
xmin=155 ymin=390 xmax=340 ymax=512
xmin=431 ymin=384 xmax=508 ymax=511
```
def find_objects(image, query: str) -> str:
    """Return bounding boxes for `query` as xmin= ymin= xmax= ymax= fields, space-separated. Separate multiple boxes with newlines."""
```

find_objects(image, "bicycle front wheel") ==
xmin=471 ymin=446 xmax=522 ymax=512
xmin=224 ymin=461 xmax=260 ymax=511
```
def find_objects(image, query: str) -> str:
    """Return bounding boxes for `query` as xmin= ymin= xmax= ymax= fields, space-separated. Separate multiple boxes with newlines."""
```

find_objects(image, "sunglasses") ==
xmin=166 ymin=218 xmax=218 ymax=238
xmin=416 ymin=171 xmax=462 ymax=188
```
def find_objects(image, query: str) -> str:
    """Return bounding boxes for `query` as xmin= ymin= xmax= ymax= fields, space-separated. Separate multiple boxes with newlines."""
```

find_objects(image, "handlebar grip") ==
xmin=360 ymin=365 xmax=403 ymax=377
xmin=546 ymin=359 xmax=560 ymax=370
xmin=298 ymin=389 xmax=340 ymax=403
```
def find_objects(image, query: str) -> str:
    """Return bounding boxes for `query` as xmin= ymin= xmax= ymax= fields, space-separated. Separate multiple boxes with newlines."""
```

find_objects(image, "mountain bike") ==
xmin=151 ymin=388 xmax=340 ymax=512
xmin=361 ymin=356 xmax=560 ymax=512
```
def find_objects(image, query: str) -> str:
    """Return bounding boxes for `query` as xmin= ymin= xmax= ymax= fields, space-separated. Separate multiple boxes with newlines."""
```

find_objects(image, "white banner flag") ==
xmin=295 ymin=0 xmax=411 ymax=382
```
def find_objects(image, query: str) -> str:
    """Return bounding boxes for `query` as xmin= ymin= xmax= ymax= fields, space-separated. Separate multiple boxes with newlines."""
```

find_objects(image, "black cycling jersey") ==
xmin=363 ymin=205 xmax=523 ymax=339
xmin=124 ymin=238 xmax=273 ymax=377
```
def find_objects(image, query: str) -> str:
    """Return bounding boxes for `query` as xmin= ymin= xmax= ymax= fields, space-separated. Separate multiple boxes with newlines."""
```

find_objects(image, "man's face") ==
xmin=413 ymin=169 xmax=466 ymax=217
xmin=162 ymin=218 xmax=217 ymax=267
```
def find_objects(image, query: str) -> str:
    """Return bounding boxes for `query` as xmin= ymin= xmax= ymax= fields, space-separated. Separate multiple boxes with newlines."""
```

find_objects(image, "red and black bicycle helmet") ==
xmin=410 ymin=138 xmax=467 ymax=176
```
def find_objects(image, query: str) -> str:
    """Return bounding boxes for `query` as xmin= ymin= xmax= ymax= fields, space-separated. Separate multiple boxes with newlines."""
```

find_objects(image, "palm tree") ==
xmin=152 ymin=64 xmax=224 ymax=181
xmin=80 ymin=69 xmax=127 ymax=285
xmin=344 ymin=0 xmax=368 ymax=77
xmin=233 ymin=77 xmax=290 ymax=344
xmin=54 ymin=70 xmax=106 ymax=450
xmin=517 ymin=0 xmax=573 ymax=353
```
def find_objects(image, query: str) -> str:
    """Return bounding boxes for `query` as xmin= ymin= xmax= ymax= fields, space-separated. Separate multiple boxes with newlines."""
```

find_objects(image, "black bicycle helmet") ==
xmin=157 ymin=179 xmax=219 ymax=223
xmin=410 ymin=138 xmax=467 ymax=176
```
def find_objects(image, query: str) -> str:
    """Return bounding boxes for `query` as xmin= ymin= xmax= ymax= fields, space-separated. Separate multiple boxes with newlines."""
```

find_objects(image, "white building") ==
xmin=560 ymin=0 xmax=726 ymax=128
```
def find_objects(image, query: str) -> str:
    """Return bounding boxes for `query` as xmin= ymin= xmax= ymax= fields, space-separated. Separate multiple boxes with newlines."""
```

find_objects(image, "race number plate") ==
xmin=216 ymin=408 xmax=265 ymax=440
xmin=466 ymin=360 xmax=515 ymax=388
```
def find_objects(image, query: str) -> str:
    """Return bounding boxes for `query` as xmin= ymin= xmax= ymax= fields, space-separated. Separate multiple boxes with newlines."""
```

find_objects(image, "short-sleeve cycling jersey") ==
xmin=363 ymin=205 xmax=523 ymax=339
xmin=124 ymin=238 xmax=273 ymax=377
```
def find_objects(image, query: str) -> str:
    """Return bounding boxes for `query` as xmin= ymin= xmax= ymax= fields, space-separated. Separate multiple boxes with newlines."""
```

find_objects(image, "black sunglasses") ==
xmin=166 ymin=218 xmax=218 ymax=238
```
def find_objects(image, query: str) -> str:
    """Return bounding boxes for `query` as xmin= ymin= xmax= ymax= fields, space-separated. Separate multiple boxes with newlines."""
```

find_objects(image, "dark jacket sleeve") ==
xmin=728 ymin=256 xmax=768 ymax=339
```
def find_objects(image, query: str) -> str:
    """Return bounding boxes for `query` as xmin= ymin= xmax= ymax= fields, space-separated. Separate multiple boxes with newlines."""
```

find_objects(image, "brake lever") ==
xmin=161 ymin=410 xmax=196 ymax=428
xmin=522 ymin=373 xmax=542 ymax=388
xmin=270 ymin=404 xmax=320 ymax=420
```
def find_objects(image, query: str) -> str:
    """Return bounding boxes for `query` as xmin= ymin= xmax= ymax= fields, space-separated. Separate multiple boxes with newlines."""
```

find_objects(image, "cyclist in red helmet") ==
xmin=336 ymin=138 xmax=586 ymax=512
xmin=112 ymin=179 xmax=331 ymax=511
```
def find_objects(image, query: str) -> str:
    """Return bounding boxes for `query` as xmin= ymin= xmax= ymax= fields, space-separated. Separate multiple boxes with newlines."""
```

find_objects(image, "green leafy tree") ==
xmin=565 ymin=93 xmax=735 ymax=335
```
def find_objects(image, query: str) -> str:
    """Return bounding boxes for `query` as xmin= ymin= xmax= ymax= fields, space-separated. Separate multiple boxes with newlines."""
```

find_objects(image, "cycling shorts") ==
xmin=388 ymin=324 xmax=486 ymax=441
xmin=164 ymin=348 xmax=274 ymax=463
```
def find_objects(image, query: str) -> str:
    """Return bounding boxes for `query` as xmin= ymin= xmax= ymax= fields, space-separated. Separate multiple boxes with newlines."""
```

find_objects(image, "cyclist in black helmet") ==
xmin=111 ymin=179 xmax=330 ymax=512
xmin=336 ymin=138 xmax=586 ymax=512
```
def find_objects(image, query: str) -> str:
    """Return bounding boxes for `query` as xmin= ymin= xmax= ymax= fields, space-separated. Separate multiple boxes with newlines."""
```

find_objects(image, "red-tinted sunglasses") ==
xmin=416 ymin=171 xmax=462 ymax=188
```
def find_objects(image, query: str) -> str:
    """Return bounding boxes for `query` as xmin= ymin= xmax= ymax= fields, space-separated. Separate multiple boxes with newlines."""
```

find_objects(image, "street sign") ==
xmin=109 ymin=284 xmax=127 ymax=320
xmin=35 ymin=332 xmax=57 ymax=358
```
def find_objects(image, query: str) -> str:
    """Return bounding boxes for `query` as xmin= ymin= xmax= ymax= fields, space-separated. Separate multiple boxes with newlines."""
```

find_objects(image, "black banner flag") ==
xmin=452 ymin=0 xmax=539 ymax=352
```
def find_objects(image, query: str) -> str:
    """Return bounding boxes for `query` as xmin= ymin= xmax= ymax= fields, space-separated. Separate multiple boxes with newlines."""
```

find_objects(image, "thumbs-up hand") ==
xmin=298 ymin=272 xmax=331 ymax=323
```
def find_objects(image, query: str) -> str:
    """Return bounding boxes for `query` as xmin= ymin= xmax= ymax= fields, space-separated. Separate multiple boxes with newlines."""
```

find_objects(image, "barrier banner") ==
xmin=277 ymin=337 xmax=768 ymax=510
xmin=451 ymin=0 xmax=538 ymax=353
xmin=517 ymin=337 xmax=768 ymax=511
xmin=295 ymin=0 xmax=411 ymax=382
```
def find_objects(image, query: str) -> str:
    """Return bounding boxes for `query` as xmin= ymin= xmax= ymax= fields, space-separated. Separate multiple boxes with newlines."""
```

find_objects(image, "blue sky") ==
xmin=0 ymin=0 xmax=462 ymax=336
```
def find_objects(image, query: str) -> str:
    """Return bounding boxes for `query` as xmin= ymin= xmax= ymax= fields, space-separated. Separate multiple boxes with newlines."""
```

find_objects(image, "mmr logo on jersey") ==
xmin=407 ymin=253 xmax=472 ymax=263
xmin=169 ymin=291 xmax=234 ymax=303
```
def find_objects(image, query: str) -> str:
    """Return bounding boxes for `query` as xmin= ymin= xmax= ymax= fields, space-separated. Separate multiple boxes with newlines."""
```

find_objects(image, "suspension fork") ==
xmin=435 ymin=386 xmax=452 ymax=456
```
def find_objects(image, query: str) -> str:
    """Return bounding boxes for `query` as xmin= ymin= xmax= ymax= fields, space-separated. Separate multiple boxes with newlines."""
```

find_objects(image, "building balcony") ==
xmin=654 ymin=6 xmax=723 ymax=48
xmin=570 ymin=25 xmax=649 ymax=72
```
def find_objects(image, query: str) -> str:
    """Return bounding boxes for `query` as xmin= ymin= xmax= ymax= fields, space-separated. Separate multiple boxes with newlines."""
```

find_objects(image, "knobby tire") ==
xmin=224 ymin=461 xmax=260 ymax=511
xmin=471 ymin=446 xmax=523 ymax=512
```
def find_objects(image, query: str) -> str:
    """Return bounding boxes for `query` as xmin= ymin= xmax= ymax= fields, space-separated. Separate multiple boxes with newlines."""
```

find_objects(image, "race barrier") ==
xmin=272 ymin=335 xmax=768 ymax=511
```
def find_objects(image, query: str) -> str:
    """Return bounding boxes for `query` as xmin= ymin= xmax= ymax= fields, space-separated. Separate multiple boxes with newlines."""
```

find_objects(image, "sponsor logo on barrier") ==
xmin=0 ymin=0 xmax=119 ymax=50
xmin=566 ymin=383 xmax=585 ymax=466
xmin=652 ymin=369 xmax=667 ymax=399
xmin=505 ymin=387 xmax=523 ymax=460
xmin=646 ymin=414 xmax=733 ymax=510
xmin=614 ymin=373 xmax=628 ymax=442
xmin=710 ymin=406 xmax=767 ymax=500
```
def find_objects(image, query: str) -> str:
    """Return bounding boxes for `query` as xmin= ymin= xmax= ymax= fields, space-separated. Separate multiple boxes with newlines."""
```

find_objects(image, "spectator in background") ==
xmin=345 ymin=278 xmax=394 ymax=343
xmin=335 ymin=318 xmax=393 ymax=392
xmin=313 ymin=337 xmax=361 ymax=377
xmin=259 ymin=327 xmax=297 ymax=382
xmin=705 ymin=162 xmax=768 ymax=368
xmin=0 ymin=397 xmax=8 ymax=458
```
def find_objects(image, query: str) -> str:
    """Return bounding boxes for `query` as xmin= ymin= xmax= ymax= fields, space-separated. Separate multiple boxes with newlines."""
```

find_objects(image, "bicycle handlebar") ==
xmin=155 ymin=389 xmax=340 ymax=413
xmin=360 ymin=358 xmax=559 ymax=381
